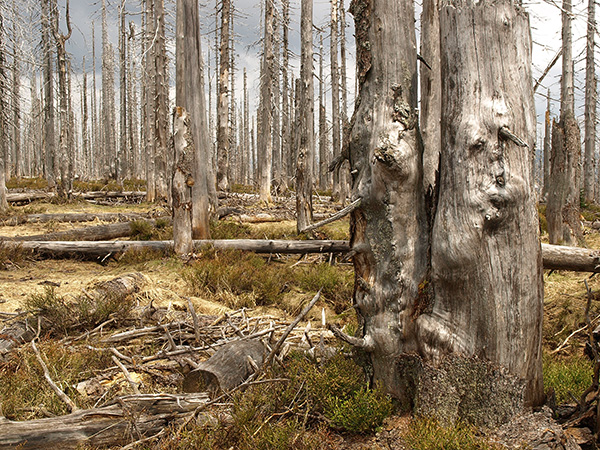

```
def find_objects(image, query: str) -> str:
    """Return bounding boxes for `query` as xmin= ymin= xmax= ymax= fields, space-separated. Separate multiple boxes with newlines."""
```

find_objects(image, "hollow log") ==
xmin=0 ymin=393 xmax=210 ymax=450
xmin=2 ymin=219 xmax=170 ymax=242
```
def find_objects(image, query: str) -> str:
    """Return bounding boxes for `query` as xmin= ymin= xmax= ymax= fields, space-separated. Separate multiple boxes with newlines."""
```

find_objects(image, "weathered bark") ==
xmin=418 ymin=0 xmax=543 ymax=413
xmin=81 ymin=57 xmax=89 ymax=178
xmin=175 ymin=0 xmax=212 ymax=239
xmin=5 ymin=190 xmax=146 ymax=205
xmin=348 ymin=0 xmax=543 ymax=425
xmin=583 ymin=0 xmax=596 ymax=203
xmin=0 ymin=393 xmax=210 ymax=450
xmin=546 ymin=0 xmax=582 ymax=246
xmin=330 ymin=0 xmax=342 ymax=201
xmin=216 ymin=0 xmax=231 ymax=191
xmin=11 ymin=2 xmax=21 ymax=178
xmin=296 ymin=0 xmax=314 ymax=233
xmin=542 ymin=243 xmax=600 ymax=273
xmin=172 ymin=107 xmax=194 ymax=255
xmin=52 ymin=0 xmax=73 ymax=198
xmin=318 ymin=34 xmax=329 ymax=190
xmin=118 ymin=0 xmax=128 ymax=182
xmin=101 ymin=0 xmax=116 ymax=180
xmin=281 ymin=0 xmax=291 ymax=184
xmin=41 ymin=0 xmax=56 ymax=187
xmin=4 ymin=219 xmax=169 ymax=242
xmin=420 ymin=0 xmax=441 ymax=192
xmin=258 ymin=0 xmax=274 ymax=203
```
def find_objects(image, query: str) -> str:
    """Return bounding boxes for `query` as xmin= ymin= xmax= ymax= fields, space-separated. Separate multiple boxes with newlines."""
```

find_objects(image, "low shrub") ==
xmin=543 ymin=353 xmax=593 ymax=404
xmin=403 ymin=418 xmax=500 ymax=450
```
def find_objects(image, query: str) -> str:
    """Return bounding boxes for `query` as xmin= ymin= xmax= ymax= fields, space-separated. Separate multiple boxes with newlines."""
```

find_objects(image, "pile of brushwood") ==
xmin=0 ymin=272 xmax=393 ymax=450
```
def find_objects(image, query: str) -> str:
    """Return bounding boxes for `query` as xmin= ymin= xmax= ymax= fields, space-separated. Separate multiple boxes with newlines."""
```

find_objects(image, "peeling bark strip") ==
xmin=348 ymin=0 xmax=543 ymax=423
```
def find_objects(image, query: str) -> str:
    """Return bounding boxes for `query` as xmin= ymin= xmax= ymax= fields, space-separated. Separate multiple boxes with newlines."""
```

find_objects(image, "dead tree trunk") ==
xmin=52 ymin=0 xmax=73 ymax=198
xmin=0 ymin=393 xmax=210 ymax=450
xmin=172 ymin=108 xmax=194 ymax=255
xmin=584 ymin=0 xmax=596 ymax=203
xmin=296 ymin=0 xmax=314 ymax=233
xmin=420 ymin=0 xmax=441 ymax=193
xmin=258 ymin=0 xmax=274 ymax=203
xmin=318 ymin=34 xmax=328 ymax=190
xmin=546 ymin=0 xmax=582 ymax=246
xmin=41 ymin=0 xmax=56 ymax=187
xmin=119 ymin=0 xmax=128 ymax=182
xmin=175 ymin=0 xmax=212 ymax=239
xmin=347 ymin=0 xmax=543 ymax=425
xmin=217 ymin=0 xmax=231 ymax=191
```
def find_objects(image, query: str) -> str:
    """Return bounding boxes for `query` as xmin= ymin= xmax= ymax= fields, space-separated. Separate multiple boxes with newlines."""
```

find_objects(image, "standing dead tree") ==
xmin=342 ymin=0 xmax=543 ymax=425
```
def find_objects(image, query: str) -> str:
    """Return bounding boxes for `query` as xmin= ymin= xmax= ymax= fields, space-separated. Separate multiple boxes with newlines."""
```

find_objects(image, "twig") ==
xmin=262 ymin=290 xmax=322 ymax=371
xmin=551 ymin=324 xmax=588 ymax=354
xmin=299 ymin=198 xmax=361 ymax=234
xmin=111 ymin=355 xmax=141 ymax=395
xmin=31 ymin=339 xmax=78 ymax=412
xmin=163 ymin=325 xmax=178 ymax=351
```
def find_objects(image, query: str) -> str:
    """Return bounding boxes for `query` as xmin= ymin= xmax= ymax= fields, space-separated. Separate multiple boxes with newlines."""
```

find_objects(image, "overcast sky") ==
xmin=50 ymin=0 xmax=593 ymax=149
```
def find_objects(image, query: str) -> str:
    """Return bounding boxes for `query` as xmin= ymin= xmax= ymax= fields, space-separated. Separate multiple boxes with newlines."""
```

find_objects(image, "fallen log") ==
xmin=541 ymin=243 xmax=600 ymax=273
xmin=3 ymin=239 xmax=350 ymax=258
xmin=6 ymin=191 xmax=147 ymax=205
xmin=0 ymin=212 xmax=154 ymax=226
xmin=2 ymin=219 xmax=170 ymax=242
xmin=0 ymin=392 xmax=210 ymax=450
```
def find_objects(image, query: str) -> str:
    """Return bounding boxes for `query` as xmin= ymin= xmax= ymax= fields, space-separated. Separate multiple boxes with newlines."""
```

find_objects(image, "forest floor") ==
xmin=1 ymin=182 xmax=599 ymax=449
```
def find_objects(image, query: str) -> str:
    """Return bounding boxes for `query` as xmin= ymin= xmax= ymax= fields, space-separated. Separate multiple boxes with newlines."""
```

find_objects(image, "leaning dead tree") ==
xmin=344 ymin=0 xmax=543 ymax=425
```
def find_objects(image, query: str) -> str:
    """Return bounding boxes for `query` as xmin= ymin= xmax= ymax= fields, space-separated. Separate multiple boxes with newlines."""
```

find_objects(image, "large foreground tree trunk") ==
xmin=418 ymin=0 xmax=543 ymax=411
xmin=347 ymin=0 xmax=543 ymax=425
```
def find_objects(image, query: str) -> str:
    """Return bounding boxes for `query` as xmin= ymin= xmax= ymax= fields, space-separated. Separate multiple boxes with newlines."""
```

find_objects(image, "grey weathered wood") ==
xmin=0 ymin=212 xmax=151 ymax=226
xmin=546 ymin=0 xmax=582 ymax=246
xmin=295 ymin=0 xmax=314 ymax=233
xmin=420 ymin=0 xmax=441 ymax=193
xmin=0 ymin=393 xmax=210 ymax=450
xmin=583 ymin=0 xmax=596 ymax=203
xmin=4 ymin=239 xmax=350 ymax=258
xmin=183 ymin=340 xmax=265 ymax=393
xmin=420 ymin=0 xmax=544 ymax=409
xmin=175 ymin=0 xmax=212 ymax=239
xmin=3 ymin=219 xmax=168 ymax=242
xmin=541 ymin=243 xmax=600 ymax=272
xmin=347 ymin=0 xmax=544 ymax=424
xmin=172 ymin=107 xmax=194 ymax=255
xmin=258 ymin=0 xmax=274 ymax=203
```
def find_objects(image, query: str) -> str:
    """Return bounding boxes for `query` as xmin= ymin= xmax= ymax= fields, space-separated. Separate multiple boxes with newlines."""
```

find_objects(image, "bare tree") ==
xmin=584 ymin=0 xmax=596 ymax=202
xmin=176 ymin=0 xmax=212 ymax=239
xmin=52 ymin=0 xmax=72 ymax=198
xmin=119 ymin=0 xmax=128 ymax=181
xmin=258 ymin=0 xmax=274 ymax=203
xmin=41 ymin=0 xmax=56 ymax=187
xmin=217 ymin=0 xmax=231 ymax=191
xmin=546 ymin=0 xmax=582 ymax=245
xmin=296 ymin=0 xmax=314 ymax=232
xmin=11 ymin=0 xmax=21 ymax=178
xmin=0 ymin=9 xmax=7 ymax=211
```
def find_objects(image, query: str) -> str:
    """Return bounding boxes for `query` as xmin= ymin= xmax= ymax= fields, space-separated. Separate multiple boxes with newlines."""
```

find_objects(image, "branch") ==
xmin=111 ymin=355 xmax=141 ymax=395
xmin=31 ymin=339 xmax=78 ymax=413
xmin=499 ymin=126 xmax=528 ymax=148
xmin=300 ymin=198 xmax=361 ymax=234
xmin=327 ymin=323 xmax=374 ymax=351
xmin=262 ymin=290 xmax=322 ymax=370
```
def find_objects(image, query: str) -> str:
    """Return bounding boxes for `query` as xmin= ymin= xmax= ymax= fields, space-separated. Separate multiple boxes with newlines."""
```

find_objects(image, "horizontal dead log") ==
xmin=0 ymin=392 xmax=210 ymax=450
xmin=2 ymin=219 xmax=170 ymax=242
xmin=2 ymin=239 xmax=350 ymax=258
xmin=6 ymin=191 xmax=147 ymax=205
xmin=541 ymin=243 xmax=600 ymax=273
xmin=0 ymin=212 xmax=155 ymax=226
